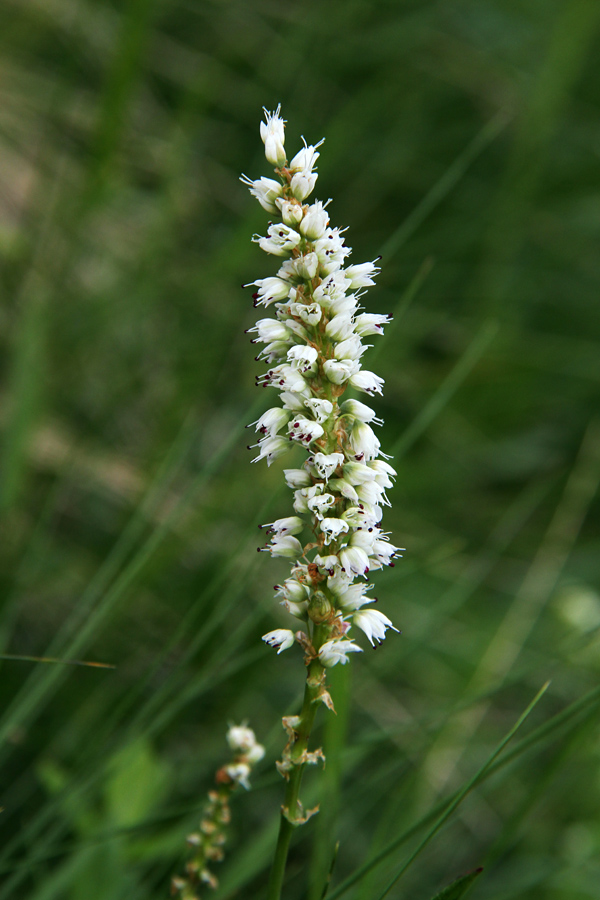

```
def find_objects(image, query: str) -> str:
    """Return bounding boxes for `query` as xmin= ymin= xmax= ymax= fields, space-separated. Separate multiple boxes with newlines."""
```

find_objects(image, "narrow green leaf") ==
xmin=374 ymin=684 xmax=549 ymax=900
xmin=391 ymin=320 xmax=498 ymax=459
xmin=380 ymin=111 xmax=510 ymax=259
xmin=429 ymin=868 xmax=483 ymax=900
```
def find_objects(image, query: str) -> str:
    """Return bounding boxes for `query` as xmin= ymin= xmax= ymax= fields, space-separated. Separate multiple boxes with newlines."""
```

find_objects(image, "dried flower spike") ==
xmin=171 ymin=724 xmax=264 ymax=899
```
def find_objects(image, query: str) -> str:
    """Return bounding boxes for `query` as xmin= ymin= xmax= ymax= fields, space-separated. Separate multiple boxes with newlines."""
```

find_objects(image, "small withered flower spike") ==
xmin=242 ymin=105 xmax=400 ymax=668
xmin=171 ymin=725 xmax=264 ymax=900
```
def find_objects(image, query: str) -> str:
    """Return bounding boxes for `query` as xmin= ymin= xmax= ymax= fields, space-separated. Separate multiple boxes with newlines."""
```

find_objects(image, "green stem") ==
xmin=266 ymin=648 xmax=326 ymax=900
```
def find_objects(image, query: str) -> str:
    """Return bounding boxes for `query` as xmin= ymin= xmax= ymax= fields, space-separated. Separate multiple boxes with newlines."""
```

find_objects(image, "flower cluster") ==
xmin=171 ymin=725 xmax=264 ymax=899
xmin=243 ymin=106 xmax=400 ymax=672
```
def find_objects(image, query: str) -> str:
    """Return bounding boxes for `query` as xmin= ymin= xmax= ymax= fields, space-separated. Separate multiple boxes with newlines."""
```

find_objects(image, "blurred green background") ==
xmin=1 ymin=0 xmax=600 ymax=898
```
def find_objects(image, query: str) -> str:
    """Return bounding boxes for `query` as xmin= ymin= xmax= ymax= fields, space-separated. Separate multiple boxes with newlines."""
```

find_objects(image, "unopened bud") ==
xmin=308 ymin=590 xmax=332 ymax=623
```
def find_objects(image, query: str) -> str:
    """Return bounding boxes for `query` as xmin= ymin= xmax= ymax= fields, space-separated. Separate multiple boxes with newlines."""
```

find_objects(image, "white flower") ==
xmin=341 ymin=506 xmax=369 ymax=527
xmin=225 ymin=761 xmax=252 ymax=789
xmin=266 ymin=516 xmax=304 ymax=536
xmin=267 ymin=535 xmax=303 ymax=558
xmin=307 ymin=492 xmax=336 ymax=518
xmin=288 ymin=252 xmax=319 ymax=280
xmin=284 ymin=467 xmax=312 ymax=489
xmin=275 ymin=578 xmax=310 ymax=602
xmin=289 ymin=140 xmax=323 ymax=173
xmin=240 ymin=174 xmax=284 ymax=213
xmin=350 ymin=529 xmax=377 ymax=552
xmin=262 ymin=628 xmax=296 ymax=653
xmin=257 ymin=341 xmax=289 ymax=365
xmin=290 ymin=169 xmax=318 ymax=202
xmin=334 ymin=335 xmax=366 ymax=361
xmin=328 ymin=478 xmax=359 ymax=502
xmin=293 ymin=303 xmax=322 ymax=327
xmin=288 ymin=415 xmax=325 ymax=445
xmin=248 ymin=318 xmax=292 ymax=342
xmin=300 ymin=201 xmax=330 ymax=240
xmin=319 ymin=639 xmax=362 ymax=667
xmin=339 ymin=545 xmax=370 ymax=576
xmin=312 ymin=272 xmax=348 ymax=309
xmin=349 ymin=370 xmax=385 ymax=396
xmin=369 ymin=460 xmax=397 ymax=485
xmin=342 ymin=461 xmax=377 ymax=485
xmin=227 ymin=724 xmax=259 ymax=754
xmin=251 ymin=407 xmax=290 ymax=435
xmin=276 ymin=197 xmax=304 ymax=227
xmin=327 ymin=568 xmax=353 ymax=595
xmin=336 ymin=582 xmax=375 ymax=610
xmin=287 ymin=344 xmax=318 ymax=374
xmin=356 ymin=480 xmax=389 ymax=507
xmin=247 ymin=276 xmax=291 ymax=307
xmin=349 ymin=421 xmax=381 ymax=461
xmin=313 ymin=553 xmax=341 ymax=573
xmin=312 ymin=451 xmax=344 ymax=480
xmin=257 ymin=364 xmax=308 ymax=394
xmin=304 ymin=398 xmax=333 ymax=422
xmin=329 ymin=293 xmax=358 ymax=317
xmin=340 ymin=398 xmax=383 ymax=426
xmin=280 ymin=598 xmax=308 ymax=619
xmin=343 ymin=504 xmax=381 ymax=528
xmin=323 ymin=358 xmax=360 ymax=384
xmin=315 ymin=229 xmax=351 ymax=274
xmin=280 ymin=390 xmax=309 ymax=411
xmin=256 ymin=223 xmax=302 ymax=257
xmin=260 ymin=105 xmax=287 ymax=167
xmin=370 ymin=539 xmax=401 ymax=567
xmin=320 ymin=517 xmax=349 ymax=545
xmin=251 ymin=435 xmax=289 ymax=465
xmin=246 ymin=743 xmax=266 ymax=764
xmin=325 ymin=313 xmax=355 ymax=341
xmin=353 ymin=609 xmax=399 ymax=645
xmin=354 ymin=313 xmax=391 ymax=336
xmin=345 ymin=260 xmax=380 ymax=288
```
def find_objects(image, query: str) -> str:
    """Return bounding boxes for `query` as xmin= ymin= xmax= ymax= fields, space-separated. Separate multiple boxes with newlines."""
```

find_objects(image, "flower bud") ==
xmin=290 ymin=170 xmax=317 ymax=202
xmin=289 ymin=252 xmax=319 ymax=280
xmin=276 ymin=577 xmax=310 ymax=602
xmin=227 ymin=724 xmax=258 ymax=754
xmin=325 ymin=313 xmax=354 ymax=341
xmin=260 ymin=106 xmax=287 ymax=167
xmin=323 ymin=358 xmax=360 ymax=384
xmin=276 ymin=197 xmax=304 ymax=227
xmin=284 ymin=468 xmax=312 ymax=489
xmin=308 ymin=590 xmax=332 ymax=623
xmin=300 ymin=201 xmax=329 ymax=240
xmin=281 ymin=598 xmax=309 ymax=619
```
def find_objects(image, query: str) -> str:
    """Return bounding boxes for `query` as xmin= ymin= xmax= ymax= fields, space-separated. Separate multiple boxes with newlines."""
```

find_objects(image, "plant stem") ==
xmin=266 ymin=652 xmax=324 ymax=900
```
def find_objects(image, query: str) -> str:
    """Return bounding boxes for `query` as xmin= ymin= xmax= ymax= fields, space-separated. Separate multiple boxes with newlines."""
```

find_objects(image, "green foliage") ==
xmin=428 ymin=868 xmax=483 ymax=900
xmin=0 ymin=1 xmax=600 ymax=899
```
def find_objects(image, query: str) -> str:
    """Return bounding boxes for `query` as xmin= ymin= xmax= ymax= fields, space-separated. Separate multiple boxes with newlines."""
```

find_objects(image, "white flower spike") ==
xmin=244 ymin=106 xmax=400 ymax=672
xmin=244 ymin=112 xmax=400 ymax=846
